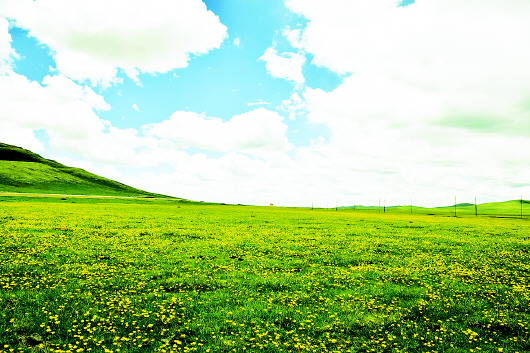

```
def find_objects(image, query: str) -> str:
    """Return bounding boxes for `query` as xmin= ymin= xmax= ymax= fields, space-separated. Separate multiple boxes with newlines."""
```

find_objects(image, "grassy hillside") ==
xmin=0 ymin=143 xmax=170 ymax=198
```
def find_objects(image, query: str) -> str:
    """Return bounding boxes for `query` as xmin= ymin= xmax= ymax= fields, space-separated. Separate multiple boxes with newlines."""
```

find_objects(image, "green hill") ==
xmin=340 ymin=200 xmax=528 ymax=218
xmin=0 ymin=142 xmax=171 ymax=198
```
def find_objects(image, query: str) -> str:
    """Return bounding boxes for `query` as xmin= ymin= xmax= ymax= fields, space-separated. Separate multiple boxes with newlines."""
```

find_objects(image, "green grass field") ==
xmin=1 ymin=196 xmax=529 ymax=353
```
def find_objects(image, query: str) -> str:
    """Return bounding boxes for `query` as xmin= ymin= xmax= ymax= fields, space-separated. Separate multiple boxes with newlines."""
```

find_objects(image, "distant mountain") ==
xmin=0 ymin=142 xmax=171 ymax=198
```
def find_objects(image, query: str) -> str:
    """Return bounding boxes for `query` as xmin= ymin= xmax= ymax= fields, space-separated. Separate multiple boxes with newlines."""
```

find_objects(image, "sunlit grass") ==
xmin=1 ymin=197 xmax=529 ymax=352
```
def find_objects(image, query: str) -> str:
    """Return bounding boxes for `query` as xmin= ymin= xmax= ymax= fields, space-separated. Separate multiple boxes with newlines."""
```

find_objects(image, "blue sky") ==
xmin=1 ymin=0 xmax=530 ymax=206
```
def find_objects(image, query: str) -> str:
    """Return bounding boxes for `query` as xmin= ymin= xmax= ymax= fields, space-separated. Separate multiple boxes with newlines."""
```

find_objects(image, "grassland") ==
xmin=1 ymin=196 xmax=529 ymax=353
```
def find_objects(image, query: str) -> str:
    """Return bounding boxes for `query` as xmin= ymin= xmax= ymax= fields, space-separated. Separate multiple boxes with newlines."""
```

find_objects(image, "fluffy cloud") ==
xmin=0 ymin=122 xmax=45 ymax=153
xmin=0 ymin=0 xmax=227 ymax=85
xmin=259 ymin=47 xmax=306 ymax=85
xmin=278 ymin=0 xmax=530 ymax=205
xmin=286 ymin=0 xmax=530 ymax=131
xmin=146 ymin=108 xmax=292 ymax=155
xmin=0 ymin=73 xmax=108 ymax=137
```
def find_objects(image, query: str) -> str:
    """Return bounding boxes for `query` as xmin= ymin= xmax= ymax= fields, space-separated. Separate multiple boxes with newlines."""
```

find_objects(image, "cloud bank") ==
xmin=279 ymin=0 xmax=530 ymax=205
xmin=146 ymin=109 xmax=291 ymax=154
xmin=0 ymin=0 xmax=227 ymax=85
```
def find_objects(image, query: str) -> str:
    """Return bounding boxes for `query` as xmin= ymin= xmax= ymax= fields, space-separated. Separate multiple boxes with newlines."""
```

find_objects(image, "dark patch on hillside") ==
xmin=0 ymin=148 xmax=43 ymax=162
xmin=0 ymin=143 xmax=66 ymax=168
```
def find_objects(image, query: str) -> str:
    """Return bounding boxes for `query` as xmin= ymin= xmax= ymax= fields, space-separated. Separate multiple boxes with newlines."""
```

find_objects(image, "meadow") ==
xmin=1 ymin=196 xmax=529 ymax=353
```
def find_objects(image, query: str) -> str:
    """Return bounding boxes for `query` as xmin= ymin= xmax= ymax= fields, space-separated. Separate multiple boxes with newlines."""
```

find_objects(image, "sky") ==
xmin=1 ymin=0 xmax=530 ymax=207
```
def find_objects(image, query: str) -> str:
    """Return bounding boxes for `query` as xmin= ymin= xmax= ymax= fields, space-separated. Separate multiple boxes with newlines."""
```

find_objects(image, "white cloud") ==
xmin=145 ymin=108 xmax=292 ymax=155
xmin=282 ymin=28 xmax=303 ymax=49
xmin=247 ymin=99 xmax=271 ymax=106
xmin=0 ymin=73 xmax=108 ymax=138
xmin=233 ymin=37 xmax=241 ymax=47
xmin=132 ymin=104 xmax=140 ymax=112
xmin=0 ymin=122 xmax=45 ymax=153
xmin=0 ymin=0 xmax=227 ymax=85
xmin=259 ymin=47 xmax=306 ymax=84
xmin=286 ymin=0 xmax=530 ymax=128
xmin=279 ymin=92 xmax=306 ymax=120
xmin=274 ymin=0 xmax=530 ymax=205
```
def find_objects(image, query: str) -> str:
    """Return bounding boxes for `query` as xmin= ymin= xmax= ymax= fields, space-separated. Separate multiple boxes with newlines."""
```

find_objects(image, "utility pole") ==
xmin=521 ymin=196 xmax=523 ymax=219
xmin=410 ymin=201 xmax=413 ymax=214
xmin=378 ymin=199 xmax=381 ymax=213
xmin=454 ymin=196 xmax=457 ymax=217
xmin=383 ymin=199 xmax=386 ymax=213
xmin=475 ymin=196 xmax=478 ymax=217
